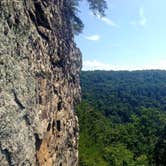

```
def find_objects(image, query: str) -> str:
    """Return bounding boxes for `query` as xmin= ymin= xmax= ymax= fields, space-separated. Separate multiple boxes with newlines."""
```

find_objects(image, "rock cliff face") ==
xmin=0 ymin=0 xmax=81 ymax=165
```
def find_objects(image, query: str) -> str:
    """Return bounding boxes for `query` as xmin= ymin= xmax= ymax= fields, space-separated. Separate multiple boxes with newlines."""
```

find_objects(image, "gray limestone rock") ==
xmin=0 ymin=0 xmax=81 ymax=165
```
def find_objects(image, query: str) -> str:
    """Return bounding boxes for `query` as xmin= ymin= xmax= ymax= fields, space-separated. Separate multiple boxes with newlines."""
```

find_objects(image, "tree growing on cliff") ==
xmin=69 ymin=0 xmax=107 ymax=34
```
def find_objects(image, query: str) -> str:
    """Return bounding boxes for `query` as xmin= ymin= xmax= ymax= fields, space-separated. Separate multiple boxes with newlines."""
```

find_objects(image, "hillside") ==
xmin=77 ymin=70 xmax=166 ymax=166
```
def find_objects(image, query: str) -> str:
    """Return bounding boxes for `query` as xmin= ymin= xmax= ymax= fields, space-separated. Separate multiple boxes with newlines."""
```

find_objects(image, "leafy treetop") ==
xmin=68 ymin=0 xmax=107 ymax=34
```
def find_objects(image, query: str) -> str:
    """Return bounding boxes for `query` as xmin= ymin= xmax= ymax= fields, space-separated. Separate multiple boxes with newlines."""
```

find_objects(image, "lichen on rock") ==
xmin=0 ymin=0 xmax=81 ymax=165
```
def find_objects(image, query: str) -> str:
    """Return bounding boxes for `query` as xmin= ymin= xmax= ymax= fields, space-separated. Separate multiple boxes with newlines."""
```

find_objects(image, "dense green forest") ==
xmin=77 ymin=70 xmax=166 ymax=166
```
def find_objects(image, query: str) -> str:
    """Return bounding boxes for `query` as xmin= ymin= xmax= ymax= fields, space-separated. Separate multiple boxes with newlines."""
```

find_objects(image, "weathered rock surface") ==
xmin=0 ymin=0 xmax=81 ymax=165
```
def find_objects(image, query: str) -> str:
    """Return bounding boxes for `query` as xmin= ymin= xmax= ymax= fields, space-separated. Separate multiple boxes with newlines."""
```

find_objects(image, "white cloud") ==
xmin=131 ymin=7 xmax=147 ymax=27
xmin=85 ymin=35 xmax=100 ymax=41
xmin=139 ymin=7 xmax=147 ymax=26
xmin=90 ymin=12 xmax=119 ymax=27
xmin=147 ymin=60 xmax=166 ymax=70
xmin=82 ymin=59 xmax=166 ymax=71
xmin=139 ymin=7 xmax=144 ymax=17
xmin=83 ymin=60 xmax=116 ymax=71
xmin=96 ymin=14 xmax=119 ymax=27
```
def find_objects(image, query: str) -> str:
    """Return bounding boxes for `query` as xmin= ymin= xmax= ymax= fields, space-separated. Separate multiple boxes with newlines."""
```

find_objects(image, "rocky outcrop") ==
xmin=0 ymin=0 xmax=81 ymax=165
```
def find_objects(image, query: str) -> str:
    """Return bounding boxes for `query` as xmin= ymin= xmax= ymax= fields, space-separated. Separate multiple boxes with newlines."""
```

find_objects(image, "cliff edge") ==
xmin=0 ymin=0 xmax=81 ymax=165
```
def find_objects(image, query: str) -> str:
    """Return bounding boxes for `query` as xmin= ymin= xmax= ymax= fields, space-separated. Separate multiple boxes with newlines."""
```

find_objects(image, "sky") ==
xmin=75 ymin=0 xmax=166 ymax=71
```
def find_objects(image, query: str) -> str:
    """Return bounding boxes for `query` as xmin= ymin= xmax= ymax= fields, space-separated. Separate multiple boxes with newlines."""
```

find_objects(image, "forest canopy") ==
xmin=77 ymin=70 xmax=166 ymax=166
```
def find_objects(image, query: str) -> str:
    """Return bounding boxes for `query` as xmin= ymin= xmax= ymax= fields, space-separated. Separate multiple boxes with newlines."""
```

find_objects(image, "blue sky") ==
xmin=75 ymin=0 xmax=166 ymax=70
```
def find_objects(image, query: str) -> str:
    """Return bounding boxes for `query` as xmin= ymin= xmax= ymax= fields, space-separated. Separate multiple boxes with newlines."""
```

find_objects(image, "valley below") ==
xmin=77 ymin=70 xmax=166 ymax=166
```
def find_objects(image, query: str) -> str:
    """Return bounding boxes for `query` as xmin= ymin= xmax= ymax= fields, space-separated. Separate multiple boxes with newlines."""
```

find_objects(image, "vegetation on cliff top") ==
xmin=70 ymin=0 xmax=107 ymax=34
